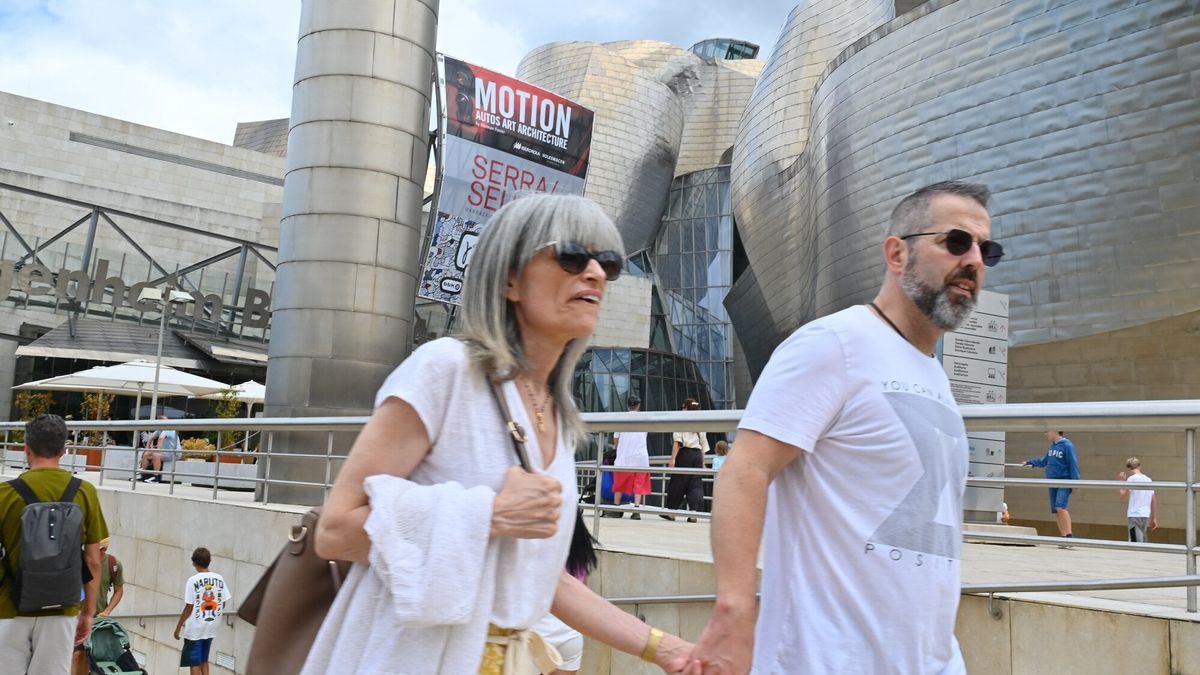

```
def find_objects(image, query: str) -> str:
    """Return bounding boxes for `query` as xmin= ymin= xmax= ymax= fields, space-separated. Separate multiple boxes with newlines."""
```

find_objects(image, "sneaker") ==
xmin=631 ymin=512 xmax=641 ymax=520
xmin=144 ymin=476 xmax=159 ymax=483
xmin=658 ymin=514 xmax=676 ymax=521
xmin=687 ymin=517 xmax=698 ymax=523
xmin=603 ymin=510 xmax=623 ymax=518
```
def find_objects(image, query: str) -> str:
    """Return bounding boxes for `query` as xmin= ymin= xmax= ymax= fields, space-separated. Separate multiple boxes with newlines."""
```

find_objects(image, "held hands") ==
xmin=491 ymin=466 xmax=562 ymax=539
xmin=654 ymin=632 xmax=696 ymax=673
xmin=681 ymin=601 xmax=755 ymax=674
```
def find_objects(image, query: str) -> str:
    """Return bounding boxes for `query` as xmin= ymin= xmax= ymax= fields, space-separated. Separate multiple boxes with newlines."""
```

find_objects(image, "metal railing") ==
xmin=3 ymin=400 xmax=1197 ymax=611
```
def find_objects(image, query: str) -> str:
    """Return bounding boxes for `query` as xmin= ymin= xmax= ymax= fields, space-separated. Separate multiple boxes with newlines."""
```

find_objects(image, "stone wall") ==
xmin=1005 ymin=309 xmax=1200 ymax=541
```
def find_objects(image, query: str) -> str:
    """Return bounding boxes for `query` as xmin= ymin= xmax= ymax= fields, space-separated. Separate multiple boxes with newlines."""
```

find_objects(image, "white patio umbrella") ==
xmin=196 ymin=380 xmax=265 ymax=417
xmin=196 ymin=380 xmax=265 ymax=452
xmin=13 ymin=359 xmax=230 ymax=419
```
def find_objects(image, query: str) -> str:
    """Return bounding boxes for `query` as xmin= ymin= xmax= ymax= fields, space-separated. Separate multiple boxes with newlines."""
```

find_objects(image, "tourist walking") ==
xmin=304 ymin=195 xmax=692 ymax=674
xmin=687 ymin=181 xmax=1000 ymax=673
xmin=611 ymin=394 xmax=651 ymax=519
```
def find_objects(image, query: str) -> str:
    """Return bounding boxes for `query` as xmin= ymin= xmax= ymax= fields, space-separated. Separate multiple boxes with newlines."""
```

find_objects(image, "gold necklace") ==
xmin=519 ymin=377 xmax=552 ymax=432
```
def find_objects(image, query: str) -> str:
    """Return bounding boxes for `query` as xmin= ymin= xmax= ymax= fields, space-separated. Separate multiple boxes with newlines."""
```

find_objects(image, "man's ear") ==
xmin=882 ymin=236 xmax=908 ymax=275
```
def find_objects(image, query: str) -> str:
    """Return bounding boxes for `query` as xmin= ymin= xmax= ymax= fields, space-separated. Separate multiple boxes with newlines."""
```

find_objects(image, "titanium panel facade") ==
xmin=517 ymin=41 xmax=761 ymax=252
xmin=730 ymin=0 xmax=1200 ymax=376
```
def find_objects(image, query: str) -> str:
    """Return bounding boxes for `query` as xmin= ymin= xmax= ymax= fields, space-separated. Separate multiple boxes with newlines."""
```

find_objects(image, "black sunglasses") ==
xmin=545 ymin=241 xmax=623 ymax=280
xmin=899 ymin=228 xmax=1004 ymax=267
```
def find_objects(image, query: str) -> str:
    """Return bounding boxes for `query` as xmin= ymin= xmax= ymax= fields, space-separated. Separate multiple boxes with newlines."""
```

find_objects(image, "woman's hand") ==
xmin=490 ymin=466 xmax=562 ymax=538
xmin=655 ymin=632 xmax=696 ymax=673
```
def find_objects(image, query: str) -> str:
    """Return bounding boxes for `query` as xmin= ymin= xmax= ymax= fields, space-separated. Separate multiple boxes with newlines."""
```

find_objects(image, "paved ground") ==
xmin=585 ymin=507 xmax=1200 ymax=622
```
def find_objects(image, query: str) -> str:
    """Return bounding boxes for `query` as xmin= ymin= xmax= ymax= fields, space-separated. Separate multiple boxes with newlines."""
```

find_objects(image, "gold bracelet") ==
xmin=640 ymin=627 xmax=664 ymax=662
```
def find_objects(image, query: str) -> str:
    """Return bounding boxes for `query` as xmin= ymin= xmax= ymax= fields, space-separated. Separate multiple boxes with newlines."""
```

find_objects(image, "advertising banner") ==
xmin=419 ymin=54 xmax=595 ymax=305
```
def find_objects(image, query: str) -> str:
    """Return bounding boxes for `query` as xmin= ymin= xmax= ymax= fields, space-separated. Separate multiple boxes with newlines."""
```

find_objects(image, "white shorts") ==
xmin=0 ymin=615 xmax=77 ymax=675
xmin=531 ymin=613 xmax=583 ymax=671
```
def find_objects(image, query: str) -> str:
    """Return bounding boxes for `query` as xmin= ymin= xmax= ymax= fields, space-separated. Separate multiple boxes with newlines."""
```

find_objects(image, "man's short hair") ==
xmin=1126 ymin=457 xmax=1141 ymax=469
xmin=887 ymin=180 xmax=991 ymax=239
xmin=24 ymin=414 xmax=68 ymax=458
xmin=191 ymin=547 xmax=212 ymax=568
xmin=626 ymin=394 xmax=641 ymax=408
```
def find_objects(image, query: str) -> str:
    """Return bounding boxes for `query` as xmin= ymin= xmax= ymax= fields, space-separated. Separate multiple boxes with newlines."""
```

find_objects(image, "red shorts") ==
xmin=612 ymin=471 xmax=651 ymax=495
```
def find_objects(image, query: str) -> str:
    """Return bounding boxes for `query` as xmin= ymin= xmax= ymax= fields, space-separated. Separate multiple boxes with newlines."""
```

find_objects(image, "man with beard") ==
xmin=685 ymin=181 xmax=1001 ymax=675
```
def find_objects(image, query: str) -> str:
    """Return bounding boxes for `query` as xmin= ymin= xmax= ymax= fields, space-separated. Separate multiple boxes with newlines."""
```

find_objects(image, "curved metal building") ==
xmin=729 ymin=0 xmax=1200 ymax=377
xmin=517 ymin=40 xmax=761 ymax=252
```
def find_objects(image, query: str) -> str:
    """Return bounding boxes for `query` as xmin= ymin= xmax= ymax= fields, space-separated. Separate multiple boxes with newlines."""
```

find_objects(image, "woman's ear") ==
xmin=504 ymin=272 xmax=520 ymax=303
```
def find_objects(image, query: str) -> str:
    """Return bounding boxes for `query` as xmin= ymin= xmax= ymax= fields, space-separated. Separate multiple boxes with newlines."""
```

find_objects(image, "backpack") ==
xmin=4 ymin=476 xmax=84 ymax=612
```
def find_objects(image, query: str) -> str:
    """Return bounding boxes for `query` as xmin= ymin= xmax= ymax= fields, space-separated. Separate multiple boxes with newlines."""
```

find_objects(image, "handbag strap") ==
xmin=488 ymin=377 xmax=534 ymax=472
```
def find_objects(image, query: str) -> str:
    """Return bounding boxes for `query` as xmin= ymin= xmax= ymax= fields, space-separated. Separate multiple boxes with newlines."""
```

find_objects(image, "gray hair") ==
xmin=459 ymin=193 xmax=624 ymax=440
xmin=887 ymin=180 xmax=991 ymax=239
xmin=25 ymin=413 xmax=67 ymax=458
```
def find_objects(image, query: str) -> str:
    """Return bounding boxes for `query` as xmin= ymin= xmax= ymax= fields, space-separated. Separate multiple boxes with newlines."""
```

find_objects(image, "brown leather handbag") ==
xmin=237 ymin=508 xmax=351 ymax=675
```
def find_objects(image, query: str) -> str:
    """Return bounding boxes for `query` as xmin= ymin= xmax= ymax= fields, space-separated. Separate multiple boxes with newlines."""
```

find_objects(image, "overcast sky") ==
xmin=0 ymin=0 xmax=796 ymax=144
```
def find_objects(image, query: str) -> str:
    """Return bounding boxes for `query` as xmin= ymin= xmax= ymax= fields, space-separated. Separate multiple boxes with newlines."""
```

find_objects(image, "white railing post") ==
xmin=1187 ymin=428 xmax=1196 ymax=613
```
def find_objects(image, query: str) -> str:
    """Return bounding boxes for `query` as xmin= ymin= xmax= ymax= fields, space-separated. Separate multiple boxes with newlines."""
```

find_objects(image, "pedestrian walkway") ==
xmin=590 ymin=514 xmax=1200 ymax=620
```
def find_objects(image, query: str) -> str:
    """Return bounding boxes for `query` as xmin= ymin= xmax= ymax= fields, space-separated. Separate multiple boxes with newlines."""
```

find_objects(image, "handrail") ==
xmin=2 ymin=400 xmax=1197 ymax=612
xmin=604 ymin=576 xmax=1200 ymax=605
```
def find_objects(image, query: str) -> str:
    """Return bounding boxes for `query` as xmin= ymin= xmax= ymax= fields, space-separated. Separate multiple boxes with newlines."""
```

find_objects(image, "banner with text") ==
xmin=419 ymin=54 xmax=595 ymax=305
xmin=941 ymin=290 xmax=1010 ymax=516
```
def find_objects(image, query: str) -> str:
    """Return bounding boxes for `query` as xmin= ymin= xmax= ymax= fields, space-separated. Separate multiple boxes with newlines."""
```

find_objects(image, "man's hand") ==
xmin=98 ymin=609 xmax=110 ymax=617
xmin=686 ymin=600 xmax=756 ymax=674
xmin=1151 ymin=517 xmax=1159 ymax=531
xmin=1117 ymin=471 xmax=1127 ymax=481
xmin=490 ymin=466 xmax=561 ymax=539
xmin=74 ymin=613 xmax=92 ymax=646
xmin=174 ymin=626 xmax=182 ymax=640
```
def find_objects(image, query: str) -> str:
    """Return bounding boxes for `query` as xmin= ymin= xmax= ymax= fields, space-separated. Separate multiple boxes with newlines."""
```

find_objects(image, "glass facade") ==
xmin=654 ymin=167 xmax=737 ymax=408
xmin=573 ymin=346 xmax=714 ymax=460
xmin=690 ymin=38 xmax=760 ymax=61
xmin=573 ymin=347 xmax=713 ymax=414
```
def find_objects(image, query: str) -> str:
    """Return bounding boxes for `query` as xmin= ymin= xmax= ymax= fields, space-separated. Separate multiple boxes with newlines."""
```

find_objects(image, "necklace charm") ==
xmin=519 ymin=376 xmax=552 ymax=433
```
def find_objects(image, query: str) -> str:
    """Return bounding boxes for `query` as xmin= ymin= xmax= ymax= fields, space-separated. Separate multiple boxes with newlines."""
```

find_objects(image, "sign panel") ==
xmin=942 ymin=290 xmax=1009 ymax=515
xmin=419 ymin=54 xmax=595 ymax=305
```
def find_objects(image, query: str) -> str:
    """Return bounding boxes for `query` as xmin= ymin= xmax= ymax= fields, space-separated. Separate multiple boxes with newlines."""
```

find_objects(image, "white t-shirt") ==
xmin=614 ymin=430 xmax=650 ymax=468
xmin=181 ymin=571 xmax=230 ymax=641
xmin=374 ymin=338 xmax=577 ymax=629
xmin=739 ymin=305 xmax=968 ymax=675
xmin=1126 ymin=472 xmax=1153 ymax=517
xmin=672 ymin=430 xmax=710 ymax=452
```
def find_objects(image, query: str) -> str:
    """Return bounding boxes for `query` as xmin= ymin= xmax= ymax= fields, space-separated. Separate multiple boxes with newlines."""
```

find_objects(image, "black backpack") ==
xmin=4 ymin=477 xmax=84 ymax=612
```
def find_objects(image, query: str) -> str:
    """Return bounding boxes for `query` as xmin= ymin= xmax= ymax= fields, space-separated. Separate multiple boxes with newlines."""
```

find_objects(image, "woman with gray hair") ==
xmin=305 ymin=194 xmax=692 ymax=674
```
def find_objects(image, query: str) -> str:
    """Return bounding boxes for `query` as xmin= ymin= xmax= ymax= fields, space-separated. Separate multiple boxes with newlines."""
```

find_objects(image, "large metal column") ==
xmin=264 ymin=0 xmax=438 ymax=504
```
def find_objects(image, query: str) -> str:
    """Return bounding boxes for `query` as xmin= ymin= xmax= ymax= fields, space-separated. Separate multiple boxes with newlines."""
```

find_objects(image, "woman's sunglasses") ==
xmin=542 ymin=241 xmax=623 ymax=280
xmin=899 ymin=228 xmax=1004 ymax=267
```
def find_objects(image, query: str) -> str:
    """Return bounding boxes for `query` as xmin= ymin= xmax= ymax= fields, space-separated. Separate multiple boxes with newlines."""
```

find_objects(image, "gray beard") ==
xmin=901 ymin=259 xmax=976 ymax=331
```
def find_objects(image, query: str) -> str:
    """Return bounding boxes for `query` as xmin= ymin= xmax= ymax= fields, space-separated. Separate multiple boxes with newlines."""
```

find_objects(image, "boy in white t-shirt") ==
xmin=1118 ymin=457 xmax=1157 ymax=543
xmin=689 ymin=181 xmax=1000 ymax=674
xmin=174 ymin=547 xmax=230 ymax=675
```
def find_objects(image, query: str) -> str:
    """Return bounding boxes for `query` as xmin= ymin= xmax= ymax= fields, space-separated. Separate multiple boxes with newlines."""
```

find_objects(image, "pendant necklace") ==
xmin=519 ymin=377 xmax=552 ymax=433
xmin=867 ymin=302 xmax=929 ymax=356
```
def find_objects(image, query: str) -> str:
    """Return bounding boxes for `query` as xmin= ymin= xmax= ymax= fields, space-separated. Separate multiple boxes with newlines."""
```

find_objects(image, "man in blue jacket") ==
xmin=1025 ymin=431 xmax=1081 ymax=541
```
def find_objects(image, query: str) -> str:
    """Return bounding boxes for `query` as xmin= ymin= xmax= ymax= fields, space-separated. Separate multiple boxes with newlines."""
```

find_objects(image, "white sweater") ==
xmin=300 ymin=339 xmax=577 ymax=675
